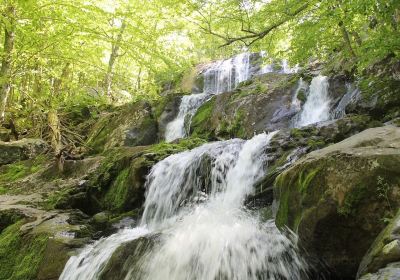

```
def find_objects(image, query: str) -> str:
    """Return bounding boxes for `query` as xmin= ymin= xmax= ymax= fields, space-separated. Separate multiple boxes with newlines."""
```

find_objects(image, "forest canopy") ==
xmin=0 ymin=0 xmax=399 ymax=126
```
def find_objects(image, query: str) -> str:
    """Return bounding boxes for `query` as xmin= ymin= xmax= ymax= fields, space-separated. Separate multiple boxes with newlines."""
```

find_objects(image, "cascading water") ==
xmin=165 ymin=53 xmax=252 ymax=142
xmin=332 ymin=83 xmax=360 ymax=119
xmin=60 ymin=132 xmax=308 ymax=280
xmin=294 ymin=75 xmax=330 ymax=127
xmin=164 ymin=93 xmax=209 ymax=142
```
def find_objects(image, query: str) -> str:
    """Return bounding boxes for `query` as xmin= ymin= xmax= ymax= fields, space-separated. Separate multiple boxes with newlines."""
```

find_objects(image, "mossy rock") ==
xmin=86 ymin=101 xmax=158 ymax=155
xmin=88 ymin=138 xmax=206 ymax=214
xmin=274 ymin=126 xmax=400 ymax=279
xmin=190 ymin=73 xmax=300 ymax=140
xmin=0 ymin=220 xmax=50 ymax=280
xmin=0 ymin=139 xmax=48 ymax=166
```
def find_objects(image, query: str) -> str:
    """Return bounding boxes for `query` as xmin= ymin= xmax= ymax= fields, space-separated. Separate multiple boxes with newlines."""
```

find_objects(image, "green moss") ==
xmin=338 ymin=184 xmax=368 ymax=216
xmin=307 ymin=139 xmax=326 ymax=150
xmin=0 ymin=155 xmax=48 ymax=184
xmin=297 ymin=89 xmax=307 ymax=103
xmin=103 ymin=168 xmax=130 ymax=211
xmin=0 ymin=186 xmax=7 ymax=194
xmin=0 ymin=220 xmax=49 ymax=280
xmin=109 ymin=209 xmax=141 ymax=224
xmin=274 ymin=173 xmax=290 ymax=227
xmin=217 ymin=110 xmax=246 ymax=139
xmin=86 ymin=116 xmax=114 ymax=154
xmin=147 ymin=137 xmax=207 ymax=161
xmin=190 ymin=98 xmax=216 ymax=139
xmin=297 ymin=168 xmax=320 ymax=193
xmin=290 ymin=128 xmax=317 ymax=139
xmin=43 ymin=187 xmax=72 ymax=210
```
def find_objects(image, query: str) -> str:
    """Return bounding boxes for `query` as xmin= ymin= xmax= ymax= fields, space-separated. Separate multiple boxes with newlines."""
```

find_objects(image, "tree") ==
xmin=0 ymin=3 xmax=16 ymax=122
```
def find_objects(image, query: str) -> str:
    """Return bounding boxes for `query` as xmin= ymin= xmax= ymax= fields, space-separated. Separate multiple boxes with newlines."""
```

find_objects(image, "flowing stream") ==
xmin=60 ymin=132 xmax=308 ymax=280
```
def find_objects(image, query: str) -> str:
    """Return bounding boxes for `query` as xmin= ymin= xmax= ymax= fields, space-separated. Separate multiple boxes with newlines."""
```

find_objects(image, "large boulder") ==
xmin=0 ymin=138 xmax=48 ymax=166
xmin=86 ymin=102 xmax=158 ymax=154
xmin=274 ymin=126 xmax=400 ymax=279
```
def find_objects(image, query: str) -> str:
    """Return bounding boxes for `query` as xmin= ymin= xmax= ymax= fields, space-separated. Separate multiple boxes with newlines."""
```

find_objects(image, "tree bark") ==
xmin=339 ymin=21 xmax=356 ymax=58
xmin=104 ymin=19 xmax=127 ymax=98
xmin=48 ymin=109 xmax=63 ymax=172
xmin=0 ymin=4 xmax=16 ymax=122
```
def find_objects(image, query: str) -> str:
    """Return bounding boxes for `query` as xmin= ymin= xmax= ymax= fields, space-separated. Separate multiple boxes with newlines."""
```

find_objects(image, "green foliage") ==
xmin=194 ymin=0 xmax=400 ymax=73
xmin=0 ymin=220 xmax=49 ymax=280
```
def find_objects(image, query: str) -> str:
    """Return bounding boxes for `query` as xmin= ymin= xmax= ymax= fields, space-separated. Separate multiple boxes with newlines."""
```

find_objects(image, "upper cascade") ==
xmin=165 ymin=52 xmax=298 ymax=142
xmin=293 ymin=75 xmax=331 ymax=127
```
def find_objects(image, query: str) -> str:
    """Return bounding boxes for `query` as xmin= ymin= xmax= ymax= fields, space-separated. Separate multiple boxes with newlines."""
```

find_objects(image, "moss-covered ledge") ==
xmin=274 ymin=126 xmax=400 ymax=279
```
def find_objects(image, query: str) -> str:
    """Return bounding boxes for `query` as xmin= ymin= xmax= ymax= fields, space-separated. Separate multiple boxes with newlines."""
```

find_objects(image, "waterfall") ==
xmin=294 ymin=75 xmax=330 ymax=127
xmin=164 ymin=93 xmax=209 ymax=142
xmin=60 ymin=132 xmax=308 ymax=280
xmin=165 ymin=53 xmax=252 ymax=142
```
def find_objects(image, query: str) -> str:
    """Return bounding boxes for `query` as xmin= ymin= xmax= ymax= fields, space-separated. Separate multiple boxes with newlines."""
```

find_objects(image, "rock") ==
xmin=359 ymin=262 xmax=400 ymax=280
xmin=157 ymin=95 xmax=181 ymax=139
xmin=274 ymin=126 xmax=400 ymax=279
xmin=93 ymin=211 xmax=111 ymax=224
xmin=190 ymin=73 xmax=300 ymax=139
xmin=358 ymin=210 xmax=400 ymax=278
xmin=86 ymin=101 xmax=158 ymax=154
xmin=99 ymin=234 xmax=157 ymax=280
xmin=0 ymin=138 xmax=48 ymax=166
xmin=0 ymin=128 xmax=10 ymax=142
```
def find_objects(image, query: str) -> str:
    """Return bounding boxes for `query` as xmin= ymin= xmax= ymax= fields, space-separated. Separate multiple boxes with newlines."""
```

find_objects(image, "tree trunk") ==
xmin=104 ymin=19 xmax=127 ymax=98
xmin=48 ymin=109 xmax=63 ymax=172
xmin=339 ymin=21 xmax=356 ymax=58
xmin=0 ymin=4 xmax=16 ymax=122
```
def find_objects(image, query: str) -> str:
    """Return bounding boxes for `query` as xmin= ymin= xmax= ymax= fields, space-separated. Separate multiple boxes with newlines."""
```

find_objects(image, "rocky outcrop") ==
xmin=0 ymin=139 xmax=48 ymax=166
xmin=274 ymin=126 xmax=400 ymax=279
xmin=248 ymin=115 xmax=382 ymax=209
xmin=86 ymin=102 xmax=158 ymax=154
xmin=190 ymin=73 xmax=300 ymax=139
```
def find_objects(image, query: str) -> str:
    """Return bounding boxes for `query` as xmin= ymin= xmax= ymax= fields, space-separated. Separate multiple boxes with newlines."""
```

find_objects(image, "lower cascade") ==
xmin=60 ymin=132 xmax=308 ymax=280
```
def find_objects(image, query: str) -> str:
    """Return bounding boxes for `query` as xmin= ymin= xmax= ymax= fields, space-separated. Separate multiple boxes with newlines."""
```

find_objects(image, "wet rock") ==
xmin=99 ymin=235 xmax=157 ymax=280
xmin=157 ymin=95 xmax=181 ymax=139
xmin=274 ymin=126 xmax=400 ymax=279
xmin=0 ymin=138 xmax=48 ymax=166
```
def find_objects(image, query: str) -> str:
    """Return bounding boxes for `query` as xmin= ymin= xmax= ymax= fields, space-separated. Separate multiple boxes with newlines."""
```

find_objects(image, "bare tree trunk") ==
xmin=0 ymin=4 xmax=16 ymax=122
xmin=104 ymin=19 xmax=126 ymax=99
xmin=339 ymin=21 xmax=356 ymax=58
xmin=136 ymin=67 xmax=142 ymax=90
xmin=53 ymin=62 xmax=71 ymax=95
xmin=48 ymin=109 xmax=63 ymax=172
